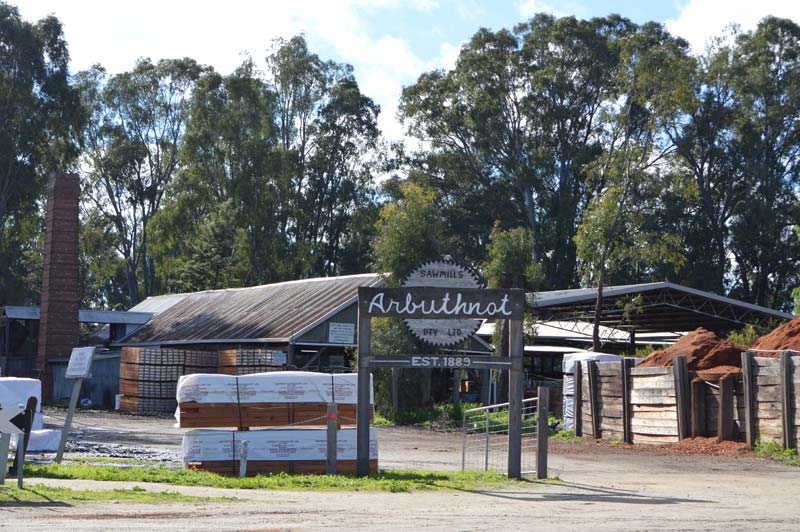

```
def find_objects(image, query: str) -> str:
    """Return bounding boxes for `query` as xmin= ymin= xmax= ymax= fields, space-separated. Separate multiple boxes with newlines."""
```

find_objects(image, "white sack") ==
xmin=182 ymin=427 xmax=378 ymax=462
xmin=11 ymin=429 xmax=61 ymax=452
xmin=0 ymin=377 xmax=43 ymax=430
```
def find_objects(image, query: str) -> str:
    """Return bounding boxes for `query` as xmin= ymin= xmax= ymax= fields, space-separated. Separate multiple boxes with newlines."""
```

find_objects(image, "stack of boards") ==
xmin=120 ymin=347 xmax=217 ymax=415
xmin=119 ymin=347 xmax=286 ymax=415
xmin=178 ymin=371 xmax=377 ymax=475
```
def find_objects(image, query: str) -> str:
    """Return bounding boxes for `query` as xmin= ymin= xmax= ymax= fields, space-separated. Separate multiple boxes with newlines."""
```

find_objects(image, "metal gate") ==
xmin=461 ymin=394 xmax=546 ymax=476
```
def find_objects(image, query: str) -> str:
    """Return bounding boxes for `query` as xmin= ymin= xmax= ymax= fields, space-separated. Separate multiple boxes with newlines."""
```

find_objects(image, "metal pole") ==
xmin=326 ymin=402 xmax=338 ymax=475
xmin=0 ymin=433 xmax=10 ymax=485
xmin=55 ymin=377 xmax=84 ymax=463
xmin=239 ymin=440 xmax=248 ymax=478
xmin=484 ymin=409 xmax=490 ymax=471
xmin=536 ymin=386 xmax=549 ymax=480
xmin=356 ymin=313 xmax=372 ymax=477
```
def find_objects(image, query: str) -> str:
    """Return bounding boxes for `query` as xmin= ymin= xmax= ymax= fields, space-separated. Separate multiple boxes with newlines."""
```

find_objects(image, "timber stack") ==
xmin=177 ymin=371 xmax=377 ymax=475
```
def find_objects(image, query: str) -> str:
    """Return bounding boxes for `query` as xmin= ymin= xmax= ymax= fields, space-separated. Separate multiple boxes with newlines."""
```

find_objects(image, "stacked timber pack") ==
xmin=177 ymin=371 xmax=377 ymax=475
xmin=217 ymin=348 xmax=285 ymax=375
xmin=120 ymin=347 xmax=217 ymax=415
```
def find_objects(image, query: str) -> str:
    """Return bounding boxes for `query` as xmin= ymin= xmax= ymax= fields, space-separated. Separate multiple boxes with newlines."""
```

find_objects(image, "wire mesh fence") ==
xmin=461 ymin=397 xmax=540 ymax=475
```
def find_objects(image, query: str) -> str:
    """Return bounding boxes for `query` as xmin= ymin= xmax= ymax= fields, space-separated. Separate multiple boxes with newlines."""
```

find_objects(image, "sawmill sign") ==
xmin=355 ymin=258 xmax=527 ymax=478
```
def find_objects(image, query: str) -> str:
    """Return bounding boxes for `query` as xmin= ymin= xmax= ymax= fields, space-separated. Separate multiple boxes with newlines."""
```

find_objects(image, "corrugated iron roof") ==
xmin=118 ymin=273 xmax=384 ymax=346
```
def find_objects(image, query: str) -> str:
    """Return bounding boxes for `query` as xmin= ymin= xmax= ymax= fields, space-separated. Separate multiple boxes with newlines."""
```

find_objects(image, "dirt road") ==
xmin=1 ymin=409 xmax=797 ymax=531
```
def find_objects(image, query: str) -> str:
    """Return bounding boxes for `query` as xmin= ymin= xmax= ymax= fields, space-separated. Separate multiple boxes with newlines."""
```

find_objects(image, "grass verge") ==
xmin=0 ymin=484 xmax=229 ymax=505
xmin=24 ymin=464 xmax=513 ymax=493
xmin=754 ymin=440 xmax=800 ymax=466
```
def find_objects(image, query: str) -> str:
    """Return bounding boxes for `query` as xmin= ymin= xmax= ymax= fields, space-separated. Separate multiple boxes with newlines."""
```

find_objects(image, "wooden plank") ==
xmin=631 ymin=367 xmax=673 ymax=376
xmin=753 ymin=386 xmax=783 ymax=402
xmin=597 ymin=364 xmax=621 ymax=377
xmin=635 ymin=419 xmax=680 ymax=430
xmin=630 ymin=397 xmax=677 ymax=406
xmin=755 ymin=376 xmax=783 ymax=386
xmin=691 ymin=379 xmax=706 ymax=437
xmin=754 ymin=357 xmax=780 ymax=367
xmin=630 ymin=388 xmax=676 ymax=400
xmin=673 ymin=356 xmax=690 ymax=440
xmin=718 ymin=377 xmax=734 ymax=441
xmin=752 ymin=366 xmax=781 ymax=377
xmin=632 ymin=433 xmax=679 ymax=445
xmin=630 ymin=423 xmax=680 ymax=435
xmin=755 ymin=402 xmax=783 ymax=419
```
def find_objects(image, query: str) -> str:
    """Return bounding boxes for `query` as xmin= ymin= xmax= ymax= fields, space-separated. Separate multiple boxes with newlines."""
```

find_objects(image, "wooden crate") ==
xmin=177 ymin=402 xmax=374 ymax=429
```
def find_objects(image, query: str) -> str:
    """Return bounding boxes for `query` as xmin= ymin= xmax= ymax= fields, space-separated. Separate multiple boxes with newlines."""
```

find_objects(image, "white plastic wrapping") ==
xmin=561 ymin=352 xmax=624 ymax=430
xmin=176 ymin=371 xmax=372 ymax=405
xmin=0 ymin=377 xmax=43 ymax=430
xmin=182 ymin=427 xmax=378 ymax=462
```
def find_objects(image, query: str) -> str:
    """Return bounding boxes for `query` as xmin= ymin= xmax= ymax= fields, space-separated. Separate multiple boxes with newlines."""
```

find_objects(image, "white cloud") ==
xmin=17 ymin=0 xmax=459 ymax=142
xmin=666 ymin=0 xmax=800 ymax=53
xmin=517 ymin=0 xmax=587 ymax=19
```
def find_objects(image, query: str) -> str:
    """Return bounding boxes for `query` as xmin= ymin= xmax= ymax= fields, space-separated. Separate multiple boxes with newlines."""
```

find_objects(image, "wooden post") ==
xmin=780 ymin=351 xmax=794 ymax=450
xmin=621 ymin=358 xmax=633 ymax=443
xmin=573 ymin=361 xmax=583 ymax=436
xmin=673 ymin=356 xmax=690 ymax=440
xmin=536 ymin=386 xmax=549 ymax=479
xmin=391 ymin=368 xmax=399 ymax=414
xmin=741 ymin=351 xmax=756 ymax=449
xmin=691 ymin=378 xmax=706 ymax=437
xmin=356 ymin=313 xmax=372 ymax=477
xmin=587 ymin=360 xmax=600 ymax=439
xmin=326 ymin=403 xmax=338 ymax=475
xmin=718 ymin=376 xmax=734 ymax=442
xmin=507 ymin=318 xmax=524 ymax=479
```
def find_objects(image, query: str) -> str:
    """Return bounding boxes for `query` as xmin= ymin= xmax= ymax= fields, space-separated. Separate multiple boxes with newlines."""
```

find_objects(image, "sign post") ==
xmin=0 ymin=405 xmax=25 ymax=485
xmin=55 ymin=346 xmax=96 ymax=464
xmin=355 ymin=277 xmax=526 ymax=478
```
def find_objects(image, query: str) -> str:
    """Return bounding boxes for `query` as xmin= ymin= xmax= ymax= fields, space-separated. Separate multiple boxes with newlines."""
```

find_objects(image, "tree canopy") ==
xmin=1 ymin=2 xmax=799 ymax=319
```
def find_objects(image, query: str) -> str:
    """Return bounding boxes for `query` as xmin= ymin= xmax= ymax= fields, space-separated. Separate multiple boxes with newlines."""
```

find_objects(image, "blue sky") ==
xmin=17 ymin=0 xmax=800 ymax=139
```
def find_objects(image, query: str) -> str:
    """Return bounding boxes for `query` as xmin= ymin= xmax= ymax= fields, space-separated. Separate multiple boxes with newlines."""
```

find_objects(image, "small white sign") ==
xmin=65 ymin=347 xmax=96 ymax=379
xmin=328 ymin=322 xmax=355 ymax=344
xmin=272 ymin=352 xmax=287 ymax=365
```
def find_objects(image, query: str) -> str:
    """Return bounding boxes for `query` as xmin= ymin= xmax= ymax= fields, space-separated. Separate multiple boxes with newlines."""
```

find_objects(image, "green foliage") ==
xmin=24 ymin=463 xmax=511 ymax=492
xmin=373 ymin=181 xmax=446 ymax=282
xmin=483 ymin=224 xmax=543 ymax=290
xmin=754 ymin=440 xmax=800 ymax=466
xmin=726 ymin=325 xmax=762 ymax=350
xmin=0 ymin=2 xmax=84 ymax=304
xmin=634 ymin=344 xmax=657 ymax=359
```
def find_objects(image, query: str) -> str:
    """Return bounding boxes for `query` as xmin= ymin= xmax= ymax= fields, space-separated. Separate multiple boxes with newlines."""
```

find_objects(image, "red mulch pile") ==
xmin=638 ymin=327 xmax=744 ymax=376
xmin=657 ymin=437 xmax=751 ymax=457
xmin=750 ymin=316 xmax=800 ymax=355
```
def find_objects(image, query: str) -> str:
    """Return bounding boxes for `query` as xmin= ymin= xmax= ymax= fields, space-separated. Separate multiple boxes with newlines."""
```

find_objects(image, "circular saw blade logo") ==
xmin=402 ymin=260 xmax=484 ymax=347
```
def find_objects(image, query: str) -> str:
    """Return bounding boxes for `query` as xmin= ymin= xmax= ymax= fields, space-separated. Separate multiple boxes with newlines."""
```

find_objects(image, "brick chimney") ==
xmin=36 ymin=173 xmax=81 ymax=401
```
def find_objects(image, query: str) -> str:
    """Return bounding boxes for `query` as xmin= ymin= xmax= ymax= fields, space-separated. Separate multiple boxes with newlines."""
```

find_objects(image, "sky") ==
xmin=16 ymin=0 xmax=800 ymax=141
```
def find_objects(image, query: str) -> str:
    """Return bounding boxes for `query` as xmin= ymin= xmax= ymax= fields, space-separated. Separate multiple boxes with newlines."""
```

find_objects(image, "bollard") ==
xmin=326 ymin=403 xmax=338 ymax=475
xmin=239 ymin=440 xmax=248 ymax=478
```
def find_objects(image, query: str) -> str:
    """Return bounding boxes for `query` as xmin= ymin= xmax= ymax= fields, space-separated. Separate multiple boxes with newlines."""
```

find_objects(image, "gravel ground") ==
xmin=1 ymin=407 xmax=798 ymax=531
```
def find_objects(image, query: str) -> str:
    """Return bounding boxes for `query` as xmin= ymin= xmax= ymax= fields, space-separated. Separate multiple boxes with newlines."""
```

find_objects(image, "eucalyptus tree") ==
xmin=399 ymin=14 xmax=634 ymax=287
xmin=726 ymin=17 xmax=800 ymax=308
xmin=266 ymin=36 xmax=380 ymax=278
xmin=150 ymin=60 xmax=284 ymax=292
xmin=77 ymin=58 xmax=204 ymax=304
xmin=574 ymin=22 xmax=695 ymax=350
xmin=0 ymin=3 xmax=83 ymax=303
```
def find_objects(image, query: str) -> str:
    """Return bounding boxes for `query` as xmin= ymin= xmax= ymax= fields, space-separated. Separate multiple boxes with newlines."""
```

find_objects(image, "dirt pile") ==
xmin=750 ymin=317 xmax=800 ymax=353
xmin=638 ymin=327 xmax=743 ymax=374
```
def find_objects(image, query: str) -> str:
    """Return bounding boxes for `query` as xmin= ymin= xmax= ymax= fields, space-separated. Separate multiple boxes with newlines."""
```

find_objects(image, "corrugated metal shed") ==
xmin=118 ymin=273 xmax=384 ymax=346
